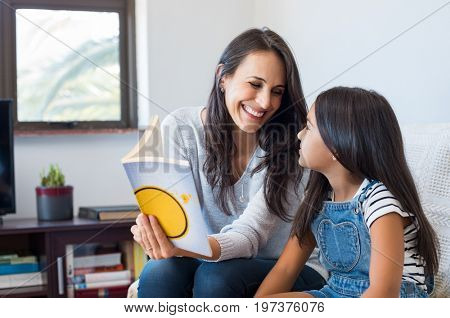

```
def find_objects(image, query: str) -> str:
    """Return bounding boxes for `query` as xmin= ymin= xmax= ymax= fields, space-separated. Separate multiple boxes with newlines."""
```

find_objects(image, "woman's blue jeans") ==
xmin=137 ymin=257 xmax=326 ymax=298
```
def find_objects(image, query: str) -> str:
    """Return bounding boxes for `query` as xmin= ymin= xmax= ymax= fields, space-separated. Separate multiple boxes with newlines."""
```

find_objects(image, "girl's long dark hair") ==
xmin=203 ymin=28 xmax=307 ymax=220
xmin=292 ymin=86 xmax=438 ymax=275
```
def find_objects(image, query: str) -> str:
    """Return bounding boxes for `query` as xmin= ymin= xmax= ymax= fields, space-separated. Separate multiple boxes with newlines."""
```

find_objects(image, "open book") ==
xmin=121 ymin=116 xmax=212 ymax=257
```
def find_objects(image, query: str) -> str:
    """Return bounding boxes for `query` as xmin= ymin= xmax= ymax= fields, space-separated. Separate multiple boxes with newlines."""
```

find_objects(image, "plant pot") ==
xmin=36 ymin=186 xmax=73 ymax=221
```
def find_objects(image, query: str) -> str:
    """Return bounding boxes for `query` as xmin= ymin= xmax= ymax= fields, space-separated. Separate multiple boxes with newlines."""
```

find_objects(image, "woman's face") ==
xmin=221 ymin=51 xmax=286 ymax=134
xmin=297 ymin=103 xmax=334 ymax=172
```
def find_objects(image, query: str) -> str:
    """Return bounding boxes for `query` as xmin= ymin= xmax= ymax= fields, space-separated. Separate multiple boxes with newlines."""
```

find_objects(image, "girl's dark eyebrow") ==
xmin=246 ymin=76 xmax=285 ymax=88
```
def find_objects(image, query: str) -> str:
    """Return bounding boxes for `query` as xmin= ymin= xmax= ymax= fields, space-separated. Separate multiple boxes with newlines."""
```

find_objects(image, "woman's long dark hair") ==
xmin=292 ymin=86 xmax=438 ymax=275
xmin=203 ymin=28 xmax=307 ymax=220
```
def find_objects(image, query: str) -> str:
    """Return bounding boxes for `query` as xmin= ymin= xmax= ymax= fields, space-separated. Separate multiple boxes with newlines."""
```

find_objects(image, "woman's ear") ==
xmin=216 ymin=64 xmax=227 ymax=92
xmin=215 ymin=63 xmax=224 ymax=78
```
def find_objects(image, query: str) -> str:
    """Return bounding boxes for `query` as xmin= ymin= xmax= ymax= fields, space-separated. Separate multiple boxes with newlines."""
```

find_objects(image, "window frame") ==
xmin=0 ymin=0 xmax=137 ymax=132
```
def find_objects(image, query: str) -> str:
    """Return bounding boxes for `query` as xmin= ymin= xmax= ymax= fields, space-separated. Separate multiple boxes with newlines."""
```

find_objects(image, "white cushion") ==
xmin=127 ymin=279 xmax=139 ymax=298
xmin=402 ymin=123 xmax=450 ymax=297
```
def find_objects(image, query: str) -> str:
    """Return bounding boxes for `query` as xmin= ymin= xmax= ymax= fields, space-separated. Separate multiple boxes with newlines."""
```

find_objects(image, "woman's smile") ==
xmin=241 ymin=103 xmax=267 ymax=121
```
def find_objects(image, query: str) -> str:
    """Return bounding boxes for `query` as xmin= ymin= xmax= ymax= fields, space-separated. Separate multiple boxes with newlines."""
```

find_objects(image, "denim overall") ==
xmin=306 ymin=180 xmax=432 ymax=298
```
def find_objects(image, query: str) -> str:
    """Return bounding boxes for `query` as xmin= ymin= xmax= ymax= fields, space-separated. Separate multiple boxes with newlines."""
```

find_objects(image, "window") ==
xmin=0 ymin=0 xmax=137 ymax=131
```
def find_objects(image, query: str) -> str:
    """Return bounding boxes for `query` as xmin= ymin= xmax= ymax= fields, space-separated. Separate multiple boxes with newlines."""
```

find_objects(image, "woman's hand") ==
xmin=131 ymin=213 xmax=178 ymax=260
xmin=131 ymin=213 xmax=221 ymax=261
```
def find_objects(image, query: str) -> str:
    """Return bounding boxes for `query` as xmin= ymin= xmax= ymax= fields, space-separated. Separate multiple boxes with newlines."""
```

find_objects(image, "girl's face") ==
xmin=221 ymin=51 xmax=286 ymax=134
xmin=297 ymin=103 xmax=335 ymax=172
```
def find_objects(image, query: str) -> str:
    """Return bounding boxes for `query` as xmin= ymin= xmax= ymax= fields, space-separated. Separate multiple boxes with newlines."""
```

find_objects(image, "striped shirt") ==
xmin=354 ymin=179 xmax=426 ymax=290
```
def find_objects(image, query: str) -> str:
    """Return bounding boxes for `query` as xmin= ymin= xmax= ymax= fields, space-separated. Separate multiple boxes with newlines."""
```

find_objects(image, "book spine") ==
xmin=119 ymin=241 xmax=134 ymax=279
xmin=71 ymin=275 xmax=85 ymax=284
xmin=9 ymin=256 xmax=38 ymax=264
xmin=0 ymin=272 xmax=45 ymax=289
xmin=84 ymin=270 xmax=131 ymax=283
xmin=98 ymin=211 xmax=140 ymax=221
xmin=0 ymin=256 xmax=38 ymax=265
xmin=88 ymin=209 xmax=99 ymax=220
xmin=73 ymin=253 xmax=122 ymax=268
xmin=73 ymin=264 xmax=124 ymax=276
xmin=0 ymin=254 xmax=18 ymax=261
xmin=74 ymin=279 xmax=131 ymax=290
xmin=133 ymin=241 xmax=147 ymax=280
xmin=65 ymin=244 xmax=75 ymax=298
xmin=74 ymin=285 xmax=128 ymax=298
xmin=78 ymin=208 xmax=90 ymax=219
xmin=0 ymin=263 xmax=39 ymax=275
xmin=78 ymin=208 xmax=99 ymax=220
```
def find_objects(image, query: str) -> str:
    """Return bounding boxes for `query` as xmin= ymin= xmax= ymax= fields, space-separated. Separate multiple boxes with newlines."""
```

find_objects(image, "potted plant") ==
xmin=36 ymin=164 xmax=73 ymax=221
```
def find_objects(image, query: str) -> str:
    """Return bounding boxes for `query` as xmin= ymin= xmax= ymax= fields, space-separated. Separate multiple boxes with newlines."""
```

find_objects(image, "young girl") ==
xmin=255 ymin=86 xmax=438 ymax=298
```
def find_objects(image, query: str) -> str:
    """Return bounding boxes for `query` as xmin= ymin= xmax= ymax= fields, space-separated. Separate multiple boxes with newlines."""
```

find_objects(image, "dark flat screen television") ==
xmin=0 ymin=99 xmax=15 ymax=220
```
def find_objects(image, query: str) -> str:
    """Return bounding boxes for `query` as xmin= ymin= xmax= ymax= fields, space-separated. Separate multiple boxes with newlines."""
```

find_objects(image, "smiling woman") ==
xmin=131 ymin=28 xmax=328 ymax=298
xmin=219 ymin=51 xmax=286 ymax=133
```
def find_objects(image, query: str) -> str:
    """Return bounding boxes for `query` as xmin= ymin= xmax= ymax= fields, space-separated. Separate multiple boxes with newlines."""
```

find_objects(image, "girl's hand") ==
xmin=255 ymin=233 xmax=316 ymax=297
xmin=131 ymin=213 xmax=179 ymax=259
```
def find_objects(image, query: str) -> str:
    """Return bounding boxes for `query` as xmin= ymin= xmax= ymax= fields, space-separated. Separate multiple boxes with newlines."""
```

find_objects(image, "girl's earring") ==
xmin=332 ymin=155 xmax=337 ymax=161
xmin=220 ymin=87 xmax=225 ymax=93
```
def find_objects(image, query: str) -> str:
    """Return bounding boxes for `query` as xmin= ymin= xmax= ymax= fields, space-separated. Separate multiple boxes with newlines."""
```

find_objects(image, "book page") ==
xmin=121 ymin=116 xmax=162 ymax=162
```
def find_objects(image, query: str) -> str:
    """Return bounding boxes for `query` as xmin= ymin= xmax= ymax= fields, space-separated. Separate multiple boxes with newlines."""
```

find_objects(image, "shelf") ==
xmin=0 ymin=217 xmax=135 ymax=235
xmin=0 ymin=218 xmax=135 ymax=297
xmin=0 ymin=285 xmax=47 ymax=298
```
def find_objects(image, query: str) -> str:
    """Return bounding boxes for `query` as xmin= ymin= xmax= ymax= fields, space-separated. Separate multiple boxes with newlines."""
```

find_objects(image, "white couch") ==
xmin=402 ymin=123 xmax=450 ymax=297
xmin=128 ymin=124 xmax=450 ymax=298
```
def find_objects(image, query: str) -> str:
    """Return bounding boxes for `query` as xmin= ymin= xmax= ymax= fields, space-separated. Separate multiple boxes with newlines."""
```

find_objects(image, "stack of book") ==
xmin=78 ymin=205 xmax=140 ymax=221
xmin=0 ymin=254 xmax=46 ymax=289
xmin=72 ymin=269 xmax=131 ymax=297
xmin=66 ymin=242 xmax=141 ymax=297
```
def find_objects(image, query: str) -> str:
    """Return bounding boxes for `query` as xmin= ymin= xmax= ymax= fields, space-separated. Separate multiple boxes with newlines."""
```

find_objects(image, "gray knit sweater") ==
xmin=161 ymin=107 xmax=327 ymax=279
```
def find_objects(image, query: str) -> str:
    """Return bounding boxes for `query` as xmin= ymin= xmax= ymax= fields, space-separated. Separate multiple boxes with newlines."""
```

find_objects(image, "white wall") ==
xmin=12 ymin=133 xmax=137 ymax=219
xmin=254 ymin=0 xmax=450 ymax=124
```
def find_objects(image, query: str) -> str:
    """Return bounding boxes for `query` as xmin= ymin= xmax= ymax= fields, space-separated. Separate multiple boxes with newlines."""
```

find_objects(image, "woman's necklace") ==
xmin=239 ymin=183 xmax=245 ymax=203
xmin=234 ymin=138 xmax=258 ymax=204
xmin=234 ymin=148 xmax=256 ymax=204
xmin=233 ymin=167 xmax=246 ymax=203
